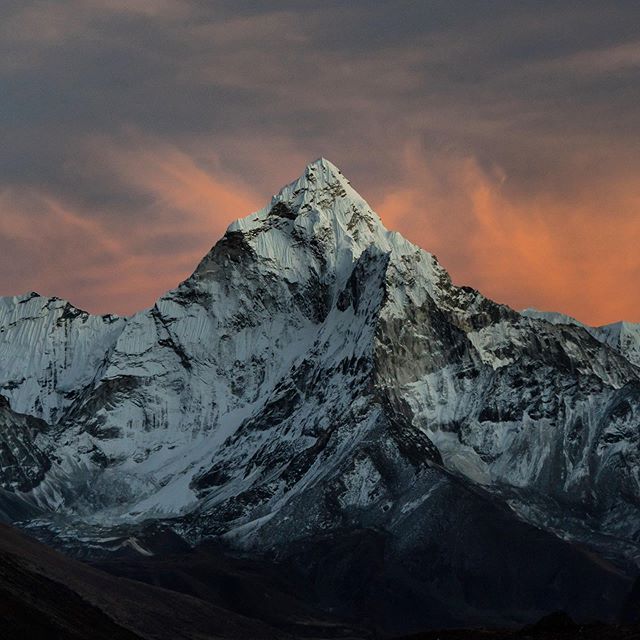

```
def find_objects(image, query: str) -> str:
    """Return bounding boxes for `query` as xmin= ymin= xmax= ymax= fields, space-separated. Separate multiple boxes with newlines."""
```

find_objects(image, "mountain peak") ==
xmin=303 ymin=156 xmax=345 ymax=179
xmin=276 ymin=156 xmax=353 ymax=207
xmin=193 ymin=158 xmax=417 ymax=293
xmin=227 ymin=159 xmax=388 ymax=247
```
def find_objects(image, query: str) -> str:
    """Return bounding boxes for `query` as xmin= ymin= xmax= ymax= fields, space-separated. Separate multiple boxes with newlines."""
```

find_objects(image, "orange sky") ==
xmin=3 ymin=140 xmax=638 ymax=326
xmin=1 ymin=2 xmax=639 ymax=325
xmin=376 ymin=145 xmax=640 ymax=326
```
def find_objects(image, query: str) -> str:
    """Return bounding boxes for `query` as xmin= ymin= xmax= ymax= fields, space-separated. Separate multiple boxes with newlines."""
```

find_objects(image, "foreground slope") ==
xmin=0 ymin=522 xmax=297 ymax=640
xmin=1 ymin=159 xmax=640 ymax=630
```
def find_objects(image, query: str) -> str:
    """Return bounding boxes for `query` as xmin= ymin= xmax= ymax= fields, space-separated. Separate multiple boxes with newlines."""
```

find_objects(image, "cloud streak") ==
xmin=0 ymin=137 xmax=260 ymax=314
xmin=375 ymin=144 xmax=640 ymax=325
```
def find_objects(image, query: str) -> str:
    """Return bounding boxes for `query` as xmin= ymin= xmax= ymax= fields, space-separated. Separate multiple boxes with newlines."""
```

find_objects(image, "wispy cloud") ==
xmin=374 ymin=144 xmax=640 ymax=325
xmin=0 ymin=136 xmax=260 ymax=314
xmin=547 ymin=41 xmax=640 ymax=76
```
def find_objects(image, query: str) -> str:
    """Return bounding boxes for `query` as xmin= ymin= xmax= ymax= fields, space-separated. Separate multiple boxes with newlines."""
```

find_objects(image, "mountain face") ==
xmin=1 ymin=159 xmax=640 ymax=632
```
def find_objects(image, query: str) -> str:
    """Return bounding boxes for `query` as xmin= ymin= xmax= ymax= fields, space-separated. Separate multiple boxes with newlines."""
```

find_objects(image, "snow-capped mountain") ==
xmin=1 ymin=159 xmax=639 ymax=629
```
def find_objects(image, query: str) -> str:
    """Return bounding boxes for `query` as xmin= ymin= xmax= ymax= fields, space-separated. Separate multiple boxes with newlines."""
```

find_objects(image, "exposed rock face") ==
xmin=0 ymin=159 xmax=639 ymax=630
xmin=0 ymin=395 xmax=50 ymax=493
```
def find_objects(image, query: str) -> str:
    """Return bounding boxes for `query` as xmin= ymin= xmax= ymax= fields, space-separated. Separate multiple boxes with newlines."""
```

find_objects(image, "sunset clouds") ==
xmin=0 ymin=1 xmax=639 ymax=323
xmin=378 ymin=144 xmax=640 ymax=325
xmin=0 ymin=136 xmax=261 ymax=313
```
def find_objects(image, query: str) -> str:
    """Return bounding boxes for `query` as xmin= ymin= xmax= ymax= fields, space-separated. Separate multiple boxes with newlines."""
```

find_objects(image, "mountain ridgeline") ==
xmin=1 ymin=159 xmax=640 ymax=634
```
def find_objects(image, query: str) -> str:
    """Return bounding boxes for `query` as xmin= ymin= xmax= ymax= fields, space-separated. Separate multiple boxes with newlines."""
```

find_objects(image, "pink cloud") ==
xmin=2 ymin=134 xmax=639 ymax=326
xmin=373 ymin=144 xmax=640 ymax=325
xmin=0 ymin=138 xmax=261 ymax=315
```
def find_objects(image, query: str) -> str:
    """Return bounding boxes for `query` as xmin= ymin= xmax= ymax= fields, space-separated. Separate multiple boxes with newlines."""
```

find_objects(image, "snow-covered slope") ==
xmin=522 ymin=308 xmax=640 ymax=368
xmin=592 ymin=321 xmax=640 ymax=368
xmin=0 ymin=294 xmax=125 ymax=423
xmin=521 ymin=308 xmax=583 ymax=327
xmin=0 ymin=159 xmax=639 ymax=612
